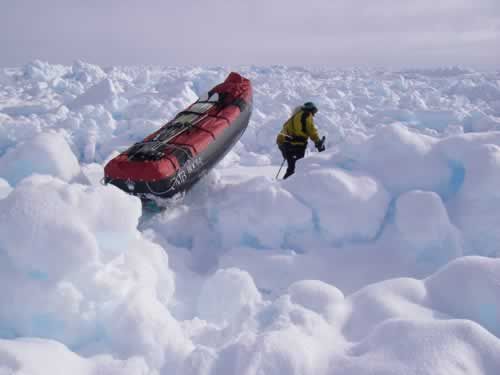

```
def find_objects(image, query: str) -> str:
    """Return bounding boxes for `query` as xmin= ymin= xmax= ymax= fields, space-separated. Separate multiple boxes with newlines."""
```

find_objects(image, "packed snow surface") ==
xmin=1 ymin=61 xmax=500 ymax=374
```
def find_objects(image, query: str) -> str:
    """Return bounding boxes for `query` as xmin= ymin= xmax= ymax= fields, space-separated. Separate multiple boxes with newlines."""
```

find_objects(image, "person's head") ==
xmin=302 ymin=102 xmax=318 ymax=115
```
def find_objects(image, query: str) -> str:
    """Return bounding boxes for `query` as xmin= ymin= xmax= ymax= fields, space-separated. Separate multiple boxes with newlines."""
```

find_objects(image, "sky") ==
xmin=1 ymin=0 xmax=499 ymax=68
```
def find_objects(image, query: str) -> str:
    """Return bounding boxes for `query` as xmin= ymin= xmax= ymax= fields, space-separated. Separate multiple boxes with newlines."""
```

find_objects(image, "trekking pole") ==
xmin=276 ymin=158 xmax=286 ymax=180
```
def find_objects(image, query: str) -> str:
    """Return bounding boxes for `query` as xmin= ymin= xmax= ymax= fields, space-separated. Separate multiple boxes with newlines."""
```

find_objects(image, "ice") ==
xmin=197 ymin=268 xmax=262 ymax=326
xmin=67 ymin=78 xmax=122 ymax=111
xmin=64 ymin=60 xmax=107 ymax=85
xmin=448 ymin=143 xmax=500 ymax=256
xmin=394 ymin=190 xmax=462 ymax=268
xmin=58 ymin=105 xmax=117 ymax=162
xmin=0 ymin=62 xmax=500 ymax=374
xmin=213 ymin=177 xmax=314 ymax=249
xmin=22 ymin=60 xmax=69 ymax=82
xmin=0 ymin=176 xmax=99 ymax=280
xmin=79 ymin=163 xmax=104 ymax=186
xmin=148 ymin=176 xmax=313 ymax=255
xmin=0 ymin=177 xmax=11 ymax=199
xmin=426 ymin=257 xmax=500 ymax=336
xmin=288 ymin=280 xmax=344 ymax=317
xmin=284 ymin=167 xmax=390 ymax=243
xmin=0 ymin=131 xmax=80 ymax=185
xmin=0 ymin=175 xmax=191 ymax=370
xmin=203 ymin=257 xmax=500 ymax=374
xmin=339 ymin=124 xmax=451 ymax=194
xmin=336 ymin=319 xmax=500 ymax=374
xmin=0 ymin=338 xmax=151 ymax=375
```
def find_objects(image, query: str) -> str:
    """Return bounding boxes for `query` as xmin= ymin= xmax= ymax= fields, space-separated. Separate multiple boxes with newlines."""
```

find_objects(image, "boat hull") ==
xmin=106 ymin=102 xmax=251 ymax=199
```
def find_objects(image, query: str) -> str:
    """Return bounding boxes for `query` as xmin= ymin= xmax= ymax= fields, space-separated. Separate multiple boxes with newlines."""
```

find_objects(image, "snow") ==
xmin=67 ymin=78 xmax=122 ymax=111
xmin=288 ymin=280 xmax=344 ymax=316
xmin=394 ymin=190 xmax=462 ymax=261
xmin=0 ymin=178 xmax=11 ymax=199
xmin=338 ymin=124 xmax=451 ymax=195
xmin=0 ymin=175 xmax=190 ymax=370
xmin=284 ymin=167 xmax=390 ymax=243
xmin=197 ymin=268 xmax=263 ymax=326
xmin=0 ymin=338 xmax=151 ymax=375
xmin=0 ymin=131 xmax=80 ymax=185
xmin=1 ymin=61 xmax=500 ymax=374
xmin=425 ymin=257 xmax=500 ymax=337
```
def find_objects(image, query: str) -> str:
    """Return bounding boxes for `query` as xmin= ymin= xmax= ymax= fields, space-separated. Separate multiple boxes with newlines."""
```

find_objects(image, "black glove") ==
xmin=315 ymin=136 xmax=326 ymax=152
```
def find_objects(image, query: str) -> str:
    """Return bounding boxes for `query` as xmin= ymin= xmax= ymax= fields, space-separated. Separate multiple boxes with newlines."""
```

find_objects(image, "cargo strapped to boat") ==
xmin=126 ymin=94 xmax=220 ymax=162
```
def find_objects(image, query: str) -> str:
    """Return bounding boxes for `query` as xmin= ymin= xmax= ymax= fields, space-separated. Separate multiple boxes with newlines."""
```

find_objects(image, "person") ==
xmin=276 ymin=102 xmax=325 ymax=179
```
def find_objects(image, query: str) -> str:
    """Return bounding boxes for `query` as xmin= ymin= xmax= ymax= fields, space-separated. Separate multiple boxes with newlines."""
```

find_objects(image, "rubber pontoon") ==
xmin=104 ymin=72 xmax=252 ymax=201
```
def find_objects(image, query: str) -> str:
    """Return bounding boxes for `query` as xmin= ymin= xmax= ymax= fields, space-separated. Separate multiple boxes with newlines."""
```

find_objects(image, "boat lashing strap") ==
xmin=127 ymin=97 xmax=218 ymax=162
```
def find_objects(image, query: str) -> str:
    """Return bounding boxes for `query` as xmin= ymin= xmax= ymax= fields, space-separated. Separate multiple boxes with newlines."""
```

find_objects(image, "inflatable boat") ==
xmin=104 ymin=72 xmax=252 ymax=201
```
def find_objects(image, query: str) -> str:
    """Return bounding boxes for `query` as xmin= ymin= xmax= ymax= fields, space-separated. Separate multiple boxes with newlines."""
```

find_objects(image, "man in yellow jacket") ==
xmin=276 ymin=102 xmax=325 ymax=179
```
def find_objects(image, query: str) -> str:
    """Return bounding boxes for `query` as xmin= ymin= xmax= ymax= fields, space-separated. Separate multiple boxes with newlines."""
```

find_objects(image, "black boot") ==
xmin=283 ymin=169 xmax=294 ymax=179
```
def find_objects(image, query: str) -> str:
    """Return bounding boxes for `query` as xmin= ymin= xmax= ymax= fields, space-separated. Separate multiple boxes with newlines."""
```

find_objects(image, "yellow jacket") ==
xmin=276 ymin=110 xmax=320 ymax=146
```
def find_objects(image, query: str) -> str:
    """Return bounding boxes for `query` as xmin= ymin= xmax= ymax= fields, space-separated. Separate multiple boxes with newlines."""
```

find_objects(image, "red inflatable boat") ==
xmin=104 ymin=72 xmax=252 ymax=200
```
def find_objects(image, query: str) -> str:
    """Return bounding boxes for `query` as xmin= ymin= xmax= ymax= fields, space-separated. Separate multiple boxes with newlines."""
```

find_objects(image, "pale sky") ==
xmin=1 ymin=0 xmax=499 ymax=68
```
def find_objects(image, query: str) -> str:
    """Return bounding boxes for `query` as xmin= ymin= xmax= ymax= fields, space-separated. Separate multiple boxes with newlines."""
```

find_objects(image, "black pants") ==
xmin=279 ymin=143 xmax=306 ymax=179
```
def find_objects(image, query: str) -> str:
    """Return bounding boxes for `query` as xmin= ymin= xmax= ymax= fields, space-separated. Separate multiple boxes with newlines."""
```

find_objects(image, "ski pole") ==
xmin=276 ymin=158 xmax=286 ymax=179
